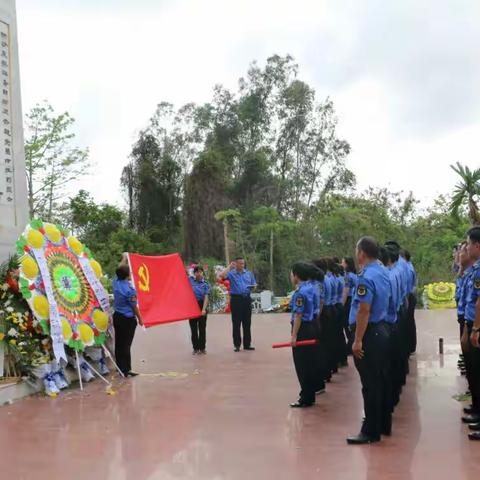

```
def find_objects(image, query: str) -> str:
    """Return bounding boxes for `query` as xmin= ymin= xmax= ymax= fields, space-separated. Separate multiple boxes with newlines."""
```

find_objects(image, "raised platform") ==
xmin=0 ymin=309 xmax=476 ymax=480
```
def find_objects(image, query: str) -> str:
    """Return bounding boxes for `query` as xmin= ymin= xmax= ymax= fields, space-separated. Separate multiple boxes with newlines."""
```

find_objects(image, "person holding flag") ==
xmin=113 ymin=264 xmax=144 ymax=377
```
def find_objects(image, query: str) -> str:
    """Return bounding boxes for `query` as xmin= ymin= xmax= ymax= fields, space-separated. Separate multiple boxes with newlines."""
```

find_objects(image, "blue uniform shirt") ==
xmin=406 ymin=261 xmax=417 ymax=294
xmin=189 ymin=277 xmax=210 ymax=302
xmin=308 ymin=280 xmax=321 ymax=317
xmin=290 ymin=282 xmax=315 ymax=323
xmin=227 ymin=269 xmax=257 ymax=296
xmin=324 ymin=272 xmax=335 ymax=306
xmin=386 ymin=267 xmax=399 ymax=323
xmin=345 ymin=272 xmax=357 ymax=298
xmin=457 ymin=266 xmax=473 ymax=317
xmin=335 ymin=275 xmax=345 ymax=304
xmin=113 ymin=278 xmax=137 ymax=318
xmin=397 ymin=257 xmax=410 ymax=302
xmin=349 ymin=261 xmax=390 ymax=326
xmin=465 ymin=261 xmax=480 ymax=323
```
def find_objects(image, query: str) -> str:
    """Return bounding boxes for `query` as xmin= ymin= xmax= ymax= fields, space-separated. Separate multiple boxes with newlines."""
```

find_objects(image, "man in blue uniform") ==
xmin=189 ymin=266 xmax=210 ymax=354
xmin=113 ymin=265 xmax=144 ymax=377
xmin=347 ymin=237 xmax=391 ymax=445
xmin=220 ymin=257 xmax=257 ymax=352
xmin=458 ymin=227 xmax=480 ymax=439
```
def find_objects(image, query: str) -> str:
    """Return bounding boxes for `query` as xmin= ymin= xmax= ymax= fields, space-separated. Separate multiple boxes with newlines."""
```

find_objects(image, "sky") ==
xmin=15 ymin=0 xmax=480 ymax=209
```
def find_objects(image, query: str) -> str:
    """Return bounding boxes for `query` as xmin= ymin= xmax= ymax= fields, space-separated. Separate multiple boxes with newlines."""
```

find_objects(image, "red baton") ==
xmin=272 ymin=340 xmax=319 ymax=349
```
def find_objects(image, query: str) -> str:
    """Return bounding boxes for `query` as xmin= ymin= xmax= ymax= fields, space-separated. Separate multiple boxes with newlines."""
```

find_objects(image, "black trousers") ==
xmin=335 ymin=303 xmax=348 ymax=363
xmin=189 ymin=301 xmax=207 ymax=350
xmin=389 ymin=322 xmax=403 ymax=409
xmin=407 ymin=293 xmax=417 ymax=354
xmin=230 ymin=295 xmax=252 ymax=348
xmin=292 ymin=321 xmax=317 ymax=404
xmin=320 ymin=306 xmax=336 ymax=379
xmin=462 ymin=323 xmax=480 ymax=411
xmin=343 ymin=297 xmax=353 ymax=353
xmin=353 ymin=322 xmax=392 ymax=438
xmin=113 ymin=312 xmax=137 ymax=375
xmin=313 ymin=314 xmax=326 ymax=391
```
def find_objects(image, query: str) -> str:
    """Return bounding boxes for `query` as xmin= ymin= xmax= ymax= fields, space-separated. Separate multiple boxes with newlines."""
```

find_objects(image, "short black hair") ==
xmin=343 ymin=257 xmax=357 ymax=274
xmin=403 ymin=250 xmax=411 ymax=261
xmin=332 ymin=256 xmax=340 ymax=264
xmin=385 ymin=244 xmax=400 ymax=263
xmin=385 ymin=240 xmax=401 ymax=250
xmin=378 ymin=246 xmax=389 ymax=266
xmin=116 ymin=265 xmax=130 ymax=280
xmin=357 ymin=236 xmax=379 ymax=259
xmin=306 ymin=263 xmax=325 ymax=282
xmin=292 ymin=262 xmax=313 ymax=281
xmin=193 ymin=265 xmax=204 ymax=273
xmin=467 ymin=227 xmax=480 ymax=244
xmin=312 ymin=258 xmax=327 ymax=272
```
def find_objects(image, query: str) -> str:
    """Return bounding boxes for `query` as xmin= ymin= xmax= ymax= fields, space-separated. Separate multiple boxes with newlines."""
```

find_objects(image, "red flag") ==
xmin=128 ymin=253 xmax=201 ymax=327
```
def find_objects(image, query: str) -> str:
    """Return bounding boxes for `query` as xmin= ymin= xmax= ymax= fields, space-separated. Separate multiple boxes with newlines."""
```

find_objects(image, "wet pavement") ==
xmin=1 ymin=309 xmax=480 ymax=480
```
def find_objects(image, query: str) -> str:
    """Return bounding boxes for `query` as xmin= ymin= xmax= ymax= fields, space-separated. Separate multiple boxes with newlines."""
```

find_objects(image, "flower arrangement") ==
xmin=0 ymin=256 xmax=51 ymax=376
xmin=424 ymin=282 xmax=456 ymax=310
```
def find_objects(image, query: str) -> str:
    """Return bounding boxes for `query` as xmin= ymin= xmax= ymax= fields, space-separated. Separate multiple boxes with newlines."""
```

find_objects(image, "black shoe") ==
xmin=127 ymin=371 xmax=139 ymax=377
xmin=234 ymin=347 xmax=240 ymax=352
xmin=290 ymin=401 xmax=314 ymax=408
xmin=468 ymin=423 xmax=480 ymax=431
xmin=315 ymin=389 xmax=326 ymax=395
xmin=244 ymin=346 xmax=255 ymax=351
xmin=468 ymin=432 xmax=480 ymax=441
xmin=346 ymin=433 xmax=380 ymax=445
xmin=464 ymin=405 xmax=478 ymax=415
xmin=382 ymin=427 xmax=392 ymax=436
xmin=462 ymin=414 xmax=480 ymax=424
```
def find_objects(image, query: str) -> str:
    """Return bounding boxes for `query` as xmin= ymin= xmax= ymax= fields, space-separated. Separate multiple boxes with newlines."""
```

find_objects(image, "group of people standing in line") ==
xmin=289 ymin=237 xmax=417 ymax=444
xmin=454 ymin=227 xmax=480 ymax=441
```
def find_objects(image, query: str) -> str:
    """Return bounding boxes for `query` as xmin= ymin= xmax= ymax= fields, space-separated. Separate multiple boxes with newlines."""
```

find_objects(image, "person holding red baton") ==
xmin=289 ymin=262 xmax=317 ymax=408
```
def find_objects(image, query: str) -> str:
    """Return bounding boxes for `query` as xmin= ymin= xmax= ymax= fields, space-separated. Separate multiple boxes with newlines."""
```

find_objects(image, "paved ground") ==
xmin=1 ymin=310 xmax=480 ymax=479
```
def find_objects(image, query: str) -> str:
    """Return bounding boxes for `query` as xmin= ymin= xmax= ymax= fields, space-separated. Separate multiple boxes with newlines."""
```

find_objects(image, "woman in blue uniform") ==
xmin=307 ymin=263 xmax=326 ymax=394
xmin=289 ymin=262 xmax=317 ymax=408
xmin=113 ymin=265 xmax=144 ymax=377
xmin=189 ymin=266 xmax=210 ymax=354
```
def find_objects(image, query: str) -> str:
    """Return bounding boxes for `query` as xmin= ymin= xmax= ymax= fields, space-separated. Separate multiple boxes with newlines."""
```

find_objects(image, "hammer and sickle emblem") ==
xmin=138 ymin=264 xmax=150 ymax=292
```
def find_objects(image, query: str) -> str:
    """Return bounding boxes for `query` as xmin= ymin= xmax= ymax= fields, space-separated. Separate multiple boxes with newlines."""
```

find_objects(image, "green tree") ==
xmin=450 ymin=162 xmax=480 ymax=225
xmin=24 ymin=101 xmax=89 ymax=221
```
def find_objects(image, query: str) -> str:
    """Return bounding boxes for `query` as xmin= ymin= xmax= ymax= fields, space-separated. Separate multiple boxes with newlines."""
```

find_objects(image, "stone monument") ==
xmin=0 ymin=0 xmax=28 ymax=376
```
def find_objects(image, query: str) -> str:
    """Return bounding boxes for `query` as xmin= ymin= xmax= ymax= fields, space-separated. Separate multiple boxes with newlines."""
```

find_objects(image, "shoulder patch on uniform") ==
xmin=475 ymin=279 xmax=480 ymax=289
xmin=296 ymin=296 xmax=304 ymax=307
xmin=357 ymin=285 xmax=367 ymax=297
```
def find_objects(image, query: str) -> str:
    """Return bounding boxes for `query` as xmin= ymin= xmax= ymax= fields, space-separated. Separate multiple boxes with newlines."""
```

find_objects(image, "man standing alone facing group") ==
xmin=220 ymin=258 xmax=257 ymax=352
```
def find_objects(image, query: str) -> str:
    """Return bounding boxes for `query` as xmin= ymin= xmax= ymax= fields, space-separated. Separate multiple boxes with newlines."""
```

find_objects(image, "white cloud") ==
xmin=15 ymin=0 xmax=480 ymax=208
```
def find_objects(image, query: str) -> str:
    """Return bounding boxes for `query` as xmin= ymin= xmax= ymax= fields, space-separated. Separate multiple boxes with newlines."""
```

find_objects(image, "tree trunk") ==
xmin=269 ymin=229 xmax=274 ymax=293
xmin=223 ymin=221 xmax=230 ymax=265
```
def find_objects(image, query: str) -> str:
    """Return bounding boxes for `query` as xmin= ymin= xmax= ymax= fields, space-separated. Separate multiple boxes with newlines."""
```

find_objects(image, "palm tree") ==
xmin=450 ymin=162 xmax=480 ymax=225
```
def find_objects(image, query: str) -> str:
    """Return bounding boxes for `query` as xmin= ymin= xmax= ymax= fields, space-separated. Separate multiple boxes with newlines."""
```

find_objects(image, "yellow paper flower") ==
xmin=92 ymin=309 xmax=108 ymax=332
xmin=33 ymin=295 xmax=49 ymax=319
xmin=68 ymin=236 xmax=83 ymax=255
xmin=0 ymin=333 xmax=5 ymax=341
xmin=61 ymin=319 xmax=72 ymax=341
xmin=44 ymin=223 xmax=62 ymax=243
xmin=21 ymin=255 xmax=39 ymax=279
xmin=27 ymin=229 xmax=45 ymax=249
xmin=78 ymin=323 xmax=94 ymax=345
xmin=90 ymin=259 xmax=103 ymax=279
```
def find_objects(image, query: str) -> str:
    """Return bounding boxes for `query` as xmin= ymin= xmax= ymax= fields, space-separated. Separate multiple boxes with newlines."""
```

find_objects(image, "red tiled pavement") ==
xmin=1 ymin=310 xmax=480 ymax=480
